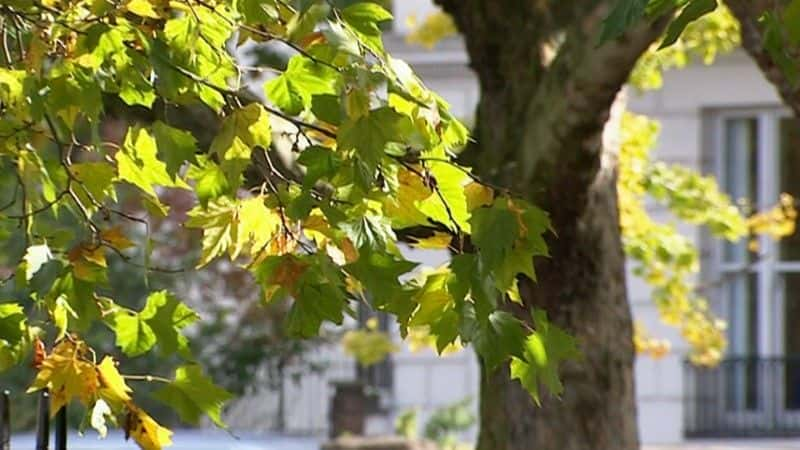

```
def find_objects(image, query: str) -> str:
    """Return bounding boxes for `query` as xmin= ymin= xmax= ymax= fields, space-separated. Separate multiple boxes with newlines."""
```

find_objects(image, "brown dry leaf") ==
xmin=100 ymin=227 xmax=136 ymax=251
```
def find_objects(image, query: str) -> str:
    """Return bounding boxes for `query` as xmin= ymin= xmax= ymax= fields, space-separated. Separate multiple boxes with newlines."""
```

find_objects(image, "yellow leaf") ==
xmin=411 ymin=232 xmax=452 ymax=250
xmin=507 ymin=278 xmax=523 ymax=305
xmin=464 ymin=182 xmax=493 ymax=211
xmin=126 ymin=0 xmax=163 ymax=18
xmin=341 ymin=328 xmax=397 ymax=366
xmin=126 ymin=406 xmax=173 ymax=450
xmin=28 ymin=340 xmax=98 ymax=415
xmin=97 ymin=356 xmax=132 ymax=406
xmin=383 ymin=168 xmax=432 ymax=227
xmin=100 ymin=227 xmax=136 ymax=251
xmin=234 ymin=196 xmax=281 ymax=259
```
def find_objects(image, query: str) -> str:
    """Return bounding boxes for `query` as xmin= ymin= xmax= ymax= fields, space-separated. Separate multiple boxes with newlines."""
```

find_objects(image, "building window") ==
xmin=712 ymin=109 xmax=800 ymax=412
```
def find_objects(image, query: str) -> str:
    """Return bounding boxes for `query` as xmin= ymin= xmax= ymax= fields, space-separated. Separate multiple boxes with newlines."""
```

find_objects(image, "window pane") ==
xmin=780 ymin=118 xmax=800 ymax=261
xmin=724 ymin=272 xmax=759 ymax=411
xmin=725 ymin=272 xmax=759 ymax=357
xmin=723 ymin=118 xmax=758 ymax=264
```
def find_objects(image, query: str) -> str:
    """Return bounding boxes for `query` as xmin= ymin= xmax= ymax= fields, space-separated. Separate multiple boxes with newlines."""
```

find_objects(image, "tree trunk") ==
xmin=430 ymin=2 xmax=669 ymax=449
xmin=476 ymin=138 xmax=638 ymax=450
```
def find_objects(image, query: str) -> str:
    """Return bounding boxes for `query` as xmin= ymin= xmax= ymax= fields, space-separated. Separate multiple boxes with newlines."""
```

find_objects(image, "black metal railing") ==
xmin=0 ymin=390 xmax=68 ymax=450
xmin=685 ymin=356 xmax=800 ymax=437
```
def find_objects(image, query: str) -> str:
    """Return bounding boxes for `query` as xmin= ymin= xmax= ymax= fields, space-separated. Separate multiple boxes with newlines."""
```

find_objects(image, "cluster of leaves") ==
xmin=405 ymin=11 xmax=457 ymax=49
xmin=619 ymin=112 xmax=796 ymax=365
xmin=340 ymin=316 xmax=397 ymax=366
xmin=394 ymin=398 xmax=474 ymax=450
xmin=422 ymin=397 xmax=476 ymax=450
xmin=0 ymin=0 xmax=580 ymax=447
xmin=628 ymin=4 xmax=740 ymax=90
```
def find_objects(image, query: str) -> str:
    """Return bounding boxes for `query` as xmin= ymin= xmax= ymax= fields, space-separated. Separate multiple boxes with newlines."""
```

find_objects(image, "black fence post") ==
xmin=54 ymin=406 xmax=66 ymax=450
xmin=0 ymin=390 xmax=9 ymax=450
xmin=54 ymin=408 xmax=66 ymax=450
xmin=35 ymin=391 xmax=49 ymax=450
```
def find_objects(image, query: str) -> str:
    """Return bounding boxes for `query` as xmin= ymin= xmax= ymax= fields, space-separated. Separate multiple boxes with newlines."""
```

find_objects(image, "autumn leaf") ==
xmin=125 ymin=405 xmax=173 ymax=450
xmin=28 ymin=340 xmax=99 ymax=414
xmin=100 ymin=227 xmax=136 ymax=251
xmin=410 ymin=231 xmax=452 ymax=250
xmin=464 ymin=182 xmax=494 ymax=211
xmin=97 ymin=356 xmax=132 ymax=406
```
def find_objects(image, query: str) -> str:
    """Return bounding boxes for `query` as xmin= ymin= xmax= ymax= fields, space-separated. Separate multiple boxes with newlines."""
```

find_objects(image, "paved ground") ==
xmin=12 ymin=431 xmax=800 ymax=449
xmin=10 ymin=430 xmax=320 ymax=449
xmin=646 ymin=440 xmax=800 ymax=450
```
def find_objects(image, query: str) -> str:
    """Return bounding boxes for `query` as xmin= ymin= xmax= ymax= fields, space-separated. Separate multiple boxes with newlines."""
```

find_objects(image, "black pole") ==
xmin=0 ymin=390 xmax=9 ymax=450
xmin=54 ymin=405 xmax=66 ymax=450
xmin=35 ymin=391 xmax=49 ymax=450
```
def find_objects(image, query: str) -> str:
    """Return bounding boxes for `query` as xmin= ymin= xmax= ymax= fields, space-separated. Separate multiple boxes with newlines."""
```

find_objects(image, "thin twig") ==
xmin=102 ymin=242 xmax=186 ymax=274
xmin=123 ymin=374 xmax=173 ymax=384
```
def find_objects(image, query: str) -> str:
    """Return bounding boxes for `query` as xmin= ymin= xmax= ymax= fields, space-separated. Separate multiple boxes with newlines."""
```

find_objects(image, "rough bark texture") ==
xmin=431 ymin=2 xmax=669 ymax=449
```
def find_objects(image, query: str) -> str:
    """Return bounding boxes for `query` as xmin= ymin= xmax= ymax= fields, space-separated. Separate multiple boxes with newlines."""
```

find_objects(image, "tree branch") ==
xmin=726 ymin=0 xmax=800 ymax=114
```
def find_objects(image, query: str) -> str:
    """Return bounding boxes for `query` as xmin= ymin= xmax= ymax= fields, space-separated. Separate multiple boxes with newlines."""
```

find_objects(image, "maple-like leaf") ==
xmin=152 ymin=365 xmax=232 ymax=427
xmin=510 ymin=309 xmax=582 ymax=405
xmin=28 ymin=340 xmax=99 ymax=415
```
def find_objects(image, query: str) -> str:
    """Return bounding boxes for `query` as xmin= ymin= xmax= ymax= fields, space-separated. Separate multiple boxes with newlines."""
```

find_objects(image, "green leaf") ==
xmin=469 ymin=200 xmax=519 ymax=270
xmin=265 ymin=56 xmax=339 ymax=112
xmin=152 ymin=121 xmax=197 ymax=179
xmin=322 ymin=21 xmax=361 ymax=56
xmin=346 ymin=248 xmax=417 ymax=300
xmin=71 ymin=162 xmax=116 ymax=205
xmin=473 ymin=311 xmax=526 ymax=372
xmin=340 ymin=212 xmax=395 ymax=250
xmin=297 ymin=145 xmax=342 ymax=188
xmin=659 ymin=0 xmax=718 ymax=48
xmin=338 ymin=107 xmax=412 ymax=174
xmin=153 ymin=365 xmax=233 ymax=427
xmin=187 ymin=156 xmax=231 ymax=207
xmin=409 ymin=271 xmax=453 ymax=327
xmin=50 ymin=272 xmax=100 ymax=332
xmin=341 ymin=2 xmax=393 ymax=54
xmin=345 ymin=248 xmax=418 ymax=325
xmin=116 ymin=127 xmax=189 ymax=197
xmin=510 ymin=309 xmax=581 ymax=404
xmin=114 ymin=312 xmax=157 ymax=357
xmin=140 ymin=291 xmax=199 ymax=357
xmin=0 ymin=303 xmax=26 ymax=345
xmin=210 ymin=104 xmax=272 ymax=183
xmin=311 ymin=94 xmax=343 ymax=126
xmin=287 ymin=3 xmax=331 ymax=41
xmin=265 ymin=75 xmax=304 ymax=115
xmin=287 ymin=256 xmax=349 ymax=338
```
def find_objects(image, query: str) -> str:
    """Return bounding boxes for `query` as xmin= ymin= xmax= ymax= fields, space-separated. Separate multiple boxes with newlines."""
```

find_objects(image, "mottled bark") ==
xmin=432 ymin=1 xmax=669 ymax=449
